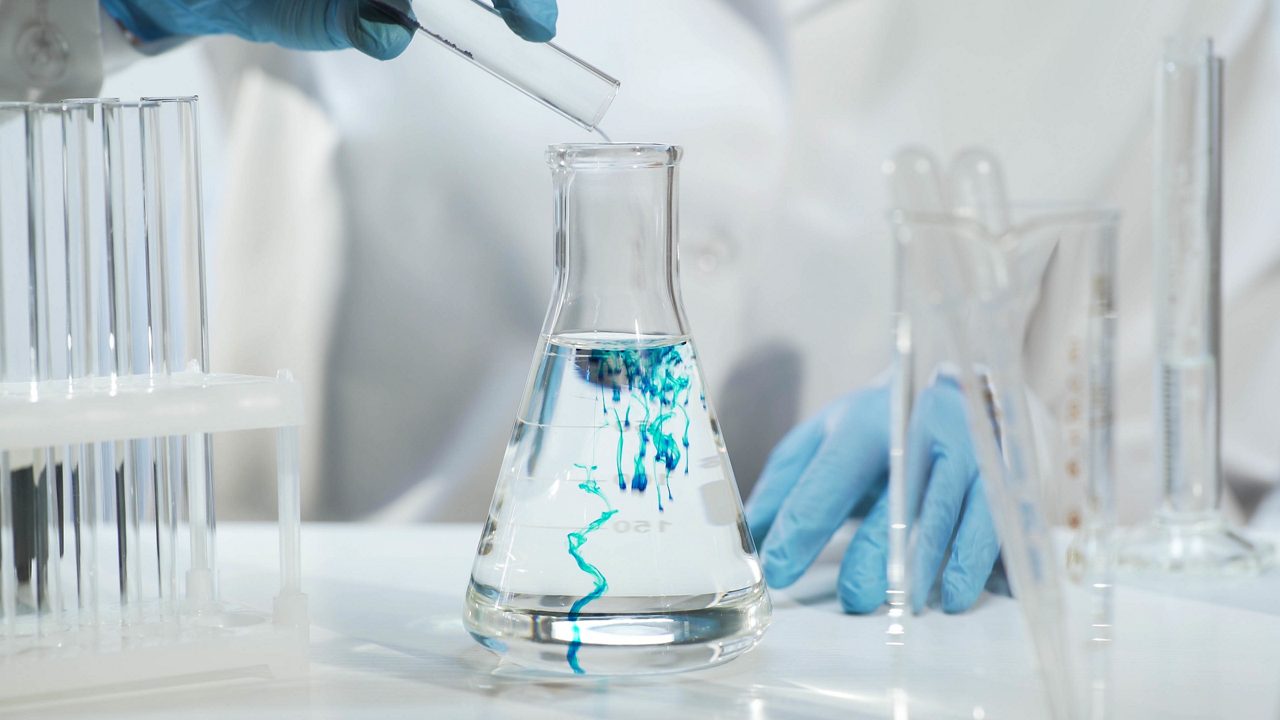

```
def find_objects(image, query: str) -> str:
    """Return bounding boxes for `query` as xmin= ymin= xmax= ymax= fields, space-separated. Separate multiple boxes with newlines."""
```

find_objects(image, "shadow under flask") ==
xmin=464 ymin=144 xmax=771 ymax=675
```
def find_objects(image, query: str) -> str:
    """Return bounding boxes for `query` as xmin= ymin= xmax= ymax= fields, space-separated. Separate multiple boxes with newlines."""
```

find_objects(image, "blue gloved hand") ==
xmin=745 ymin=380 xmax=1001 ymax=614
xmin=492 ymin=0 xmax=558 ymax=42
xmin=100 ymin=0 xmax=558 ymax=61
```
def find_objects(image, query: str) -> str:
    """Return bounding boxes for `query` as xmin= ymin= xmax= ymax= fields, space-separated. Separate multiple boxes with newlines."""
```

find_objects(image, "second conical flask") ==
xmin=464 ymin=144 xmax=770 ymax=675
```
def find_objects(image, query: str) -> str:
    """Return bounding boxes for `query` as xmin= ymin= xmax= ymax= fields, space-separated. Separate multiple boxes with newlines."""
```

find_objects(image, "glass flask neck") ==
xmin=543 ymin=144 xmax=688 ymax=338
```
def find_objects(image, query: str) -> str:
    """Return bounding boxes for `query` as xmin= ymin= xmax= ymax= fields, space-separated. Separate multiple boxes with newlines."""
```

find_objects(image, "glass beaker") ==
xmin=464 ymin=144 xmax=770 ymax=676
xmin=889 ymin=205 xmax=1119 ymax=719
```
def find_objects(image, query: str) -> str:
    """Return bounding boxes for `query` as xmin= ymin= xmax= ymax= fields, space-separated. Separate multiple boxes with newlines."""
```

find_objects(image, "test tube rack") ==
xmin=0 ymin=374 xmax=308 ymax=701
xmin=0 ymin=98 xmax=308 ymax=701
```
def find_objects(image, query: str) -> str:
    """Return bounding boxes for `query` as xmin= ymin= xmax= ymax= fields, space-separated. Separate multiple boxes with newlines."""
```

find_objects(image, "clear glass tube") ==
xmin=106 ymin=100 xmax=165 ymax=615
xmin=100 ymin=98 xmax=211 ymax=615
xmin=139 ymin=97 xmax=209 ymax=376
xmin=1156 ymin=37 xmax=1220 ymax=519
xmin=0 ymin=103 xmax=30 ymax=646
xmin=140 ymin=97 xmax=215 ymax=606
xmin=464 ymin=144 xmax=769 ymax=676
xmin=24 ymin=103 xmax=68 ymax=632
xmin=365 ymin=0 xmax=619 ymax=130
xmin=1117 ymin=38 xmax=1272 ymax=574
xmin=881 ymin=146 xmax=946 ymax=648
xmin=102 ymin=100 xmax=151 ymax=615
xmin=63 ymin=100 xmax=111 ymax=625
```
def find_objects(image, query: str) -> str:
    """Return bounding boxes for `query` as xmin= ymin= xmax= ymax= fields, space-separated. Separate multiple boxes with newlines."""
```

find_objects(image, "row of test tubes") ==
xmin=0 ymin=97 xmax=214 ymax=649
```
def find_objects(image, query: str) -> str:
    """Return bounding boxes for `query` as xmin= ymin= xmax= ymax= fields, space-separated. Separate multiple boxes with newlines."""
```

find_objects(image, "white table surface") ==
xmin=20 ymin=523 xmax=1280 ymax=720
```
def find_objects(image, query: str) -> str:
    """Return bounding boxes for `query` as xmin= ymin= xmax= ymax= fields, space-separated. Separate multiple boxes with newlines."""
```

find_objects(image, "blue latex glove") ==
xmin=492 ymin=0 xmax=558 ymax=42
xmin=100 ymin=0 xmax=558 ymax=61
xmin=745 ymin=381 xmax=1001 ymax=614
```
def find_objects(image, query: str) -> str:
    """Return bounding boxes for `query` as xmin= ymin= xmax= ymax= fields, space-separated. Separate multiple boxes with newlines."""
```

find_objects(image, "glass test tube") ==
xmin=0 ymin=103 xmax=27 ymax=646
xmin=63 ymin=100 xmax=106 ymax=626
xmin=882 ymin=147 xmax=947 ymax=645
xmin=140 ymin=97 xmax=215 ymax=607
xmin=102 ymin=100 xmax=149 ymax=617
xmin=135 ymin=98 xmax=179 ymax=618
xmin=367 ymin=0 xmax=619 ymax=130
xmin=105 ymin=96 xmax=210 ymax=618
xmin=27 ymin=103 xmax=70 ymax=633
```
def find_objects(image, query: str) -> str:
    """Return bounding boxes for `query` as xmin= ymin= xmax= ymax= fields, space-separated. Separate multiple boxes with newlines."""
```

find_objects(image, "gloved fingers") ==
xmin=837 ymin=491 xmax=890 ymax=614
xmin=492 ymin=0 xmax=558 ymax=42
xmin=101 ymin=0 xmax=159 ymax=42
xmin=349 ymin=0 xmax=416 ymax=59
xmin=940 ymin=479 xmax=1001 ymax=613
xmin=761 ymin=389 xmax=889 ymax=589
xmin=909 ymin=453 xmax=975 ymax=613
xmin=103 ymin=0 xmax=414 ymax=58
xmin=904 ymin=379 xmax=982 ymax=612
xmin=744 ymin=411 xmax=827 ymax=544
xmin=904 ymin=378 xmax=969 ymax=500
xmin=900 ymin=388 xmax=942 ymax=604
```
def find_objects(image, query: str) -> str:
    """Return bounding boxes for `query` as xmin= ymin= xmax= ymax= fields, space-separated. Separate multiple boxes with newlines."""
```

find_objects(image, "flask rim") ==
xmin=547 ymin=143 xmax=682 ymax=170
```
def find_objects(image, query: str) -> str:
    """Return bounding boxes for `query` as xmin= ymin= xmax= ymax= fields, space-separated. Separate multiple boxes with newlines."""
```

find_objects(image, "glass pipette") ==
xmin=361 ymin=0 xmax=619 ymax=131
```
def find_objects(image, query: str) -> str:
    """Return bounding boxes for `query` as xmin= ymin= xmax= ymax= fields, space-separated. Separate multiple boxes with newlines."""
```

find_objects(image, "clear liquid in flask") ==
xmin=465 ymin=332 xmax=770 ymax=675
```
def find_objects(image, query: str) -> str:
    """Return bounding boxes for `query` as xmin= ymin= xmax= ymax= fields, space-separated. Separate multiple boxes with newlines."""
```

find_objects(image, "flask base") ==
xmin=463 ymin=580 xmax=771 ymax=676
xmin=1116 ymin=513 xmax=1273 ymax=575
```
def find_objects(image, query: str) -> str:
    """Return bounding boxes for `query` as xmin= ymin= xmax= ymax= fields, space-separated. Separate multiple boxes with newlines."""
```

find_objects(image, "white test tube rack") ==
xmin=0 ymin=373 xmax=309 ymax=701
xmin=0 ymin=97 xmax=309 ymax=701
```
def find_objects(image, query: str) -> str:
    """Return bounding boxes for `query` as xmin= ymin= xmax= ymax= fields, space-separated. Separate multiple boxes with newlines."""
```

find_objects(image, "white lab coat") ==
xmin=5 ymin=0 xmax=1279 ymax=525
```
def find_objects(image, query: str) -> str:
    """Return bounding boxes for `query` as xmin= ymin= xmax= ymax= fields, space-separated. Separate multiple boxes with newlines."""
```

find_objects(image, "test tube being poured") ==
xmin=362 ymin=0 xmax=619 ymax=131
xmin=1118 ymin=38 xmax=1272 ymax=573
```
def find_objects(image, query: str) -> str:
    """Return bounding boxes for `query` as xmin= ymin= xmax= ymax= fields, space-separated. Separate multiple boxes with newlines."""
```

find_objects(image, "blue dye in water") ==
xmin=562 ymin=338 xmax=700 ymax=672
xmin=566 ymin=464 xmax=617 ymax=674
xmin=585 ymin=342 xmax=692 ymax=509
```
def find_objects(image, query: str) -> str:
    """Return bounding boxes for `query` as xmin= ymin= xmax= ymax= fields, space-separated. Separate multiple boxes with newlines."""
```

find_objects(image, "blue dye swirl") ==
xmin=565 ymin=341 xmax=695 ymax=673
xmin=586 ymin=342 xmax=693 ymax=511
xmin=566 ymin=465 xmax=617 ymax=674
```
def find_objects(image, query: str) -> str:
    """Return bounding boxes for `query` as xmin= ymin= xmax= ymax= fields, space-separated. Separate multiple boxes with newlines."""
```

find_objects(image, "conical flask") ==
xmin=464 ymin=144 xmax=770 ymax=675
